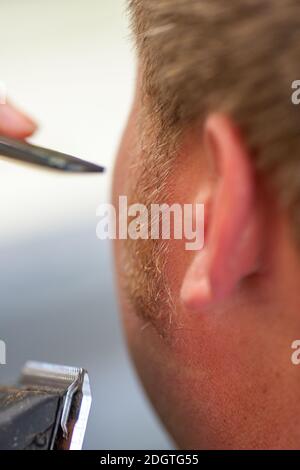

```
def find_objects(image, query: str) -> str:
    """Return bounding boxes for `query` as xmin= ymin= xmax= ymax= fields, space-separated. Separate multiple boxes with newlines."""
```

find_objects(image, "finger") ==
xmin=0 ymin=102 xmax=37 ymax=139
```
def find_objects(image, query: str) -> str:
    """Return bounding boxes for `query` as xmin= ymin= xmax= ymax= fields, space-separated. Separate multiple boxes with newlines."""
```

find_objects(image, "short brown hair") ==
xmin=129 ymin=0 xmax=300 ymax=239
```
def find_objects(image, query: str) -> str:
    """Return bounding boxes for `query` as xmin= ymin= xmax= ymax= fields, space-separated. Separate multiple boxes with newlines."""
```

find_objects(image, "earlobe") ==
xmin=181 ymin=114 xmax=262 ymax=312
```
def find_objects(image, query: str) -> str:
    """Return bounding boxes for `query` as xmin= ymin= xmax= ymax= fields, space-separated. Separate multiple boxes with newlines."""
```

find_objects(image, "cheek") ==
xmin=112 ymin=103 xmax=138 ymax=264
xmin=112 ymin=88 xmax=140 ymax=204
xmin=112 ymin=126 xmax=132 ymax=206
xmin=112 ymin=105 xmax=139 ymax=318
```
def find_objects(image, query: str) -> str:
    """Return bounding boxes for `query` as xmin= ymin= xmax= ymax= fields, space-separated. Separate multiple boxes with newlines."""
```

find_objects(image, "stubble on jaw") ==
xmin=120 ymin=108 xmax=180 ymax=336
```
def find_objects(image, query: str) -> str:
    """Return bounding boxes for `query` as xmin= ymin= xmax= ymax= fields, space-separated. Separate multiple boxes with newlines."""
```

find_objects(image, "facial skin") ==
xmin=113 ymin=73 xmax=300 ymax=450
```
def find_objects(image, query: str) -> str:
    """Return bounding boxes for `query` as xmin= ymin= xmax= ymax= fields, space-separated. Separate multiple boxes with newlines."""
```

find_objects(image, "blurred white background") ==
xmin=0 ymin=0 xmax=172 ymax=450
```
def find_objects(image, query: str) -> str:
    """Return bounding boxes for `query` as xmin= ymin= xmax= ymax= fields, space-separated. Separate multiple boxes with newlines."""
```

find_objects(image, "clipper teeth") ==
xmin=20 ymin=361 xmax=83 ymax=390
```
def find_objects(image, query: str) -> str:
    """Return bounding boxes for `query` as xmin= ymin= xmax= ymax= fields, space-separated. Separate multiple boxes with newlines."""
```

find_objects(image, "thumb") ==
xmin=0 ymin=102 xmax=37 ymax=139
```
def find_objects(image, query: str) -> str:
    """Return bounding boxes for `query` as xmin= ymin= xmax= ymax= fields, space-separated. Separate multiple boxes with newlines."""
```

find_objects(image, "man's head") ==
xmin=113 ymin=0 xmax=300 ymax=449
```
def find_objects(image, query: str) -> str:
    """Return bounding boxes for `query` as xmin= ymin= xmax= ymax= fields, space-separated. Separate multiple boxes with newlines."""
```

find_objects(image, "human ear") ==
xmin=181 ymin=114 xmax=262 ymax=311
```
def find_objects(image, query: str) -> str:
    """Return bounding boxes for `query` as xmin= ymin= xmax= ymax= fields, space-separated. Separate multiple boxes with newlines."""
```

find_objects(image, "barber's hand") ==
xmin=0 ymin=102 xmax=36 ymax=139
